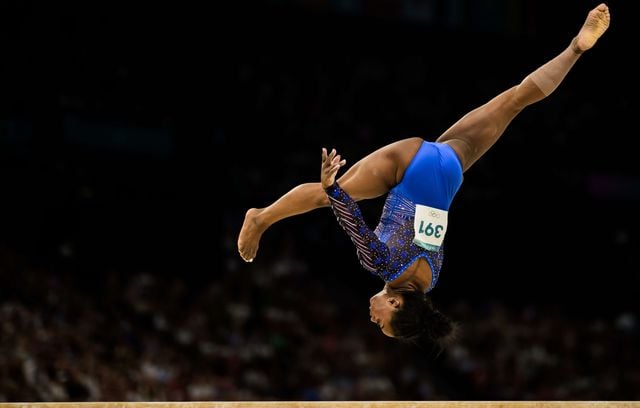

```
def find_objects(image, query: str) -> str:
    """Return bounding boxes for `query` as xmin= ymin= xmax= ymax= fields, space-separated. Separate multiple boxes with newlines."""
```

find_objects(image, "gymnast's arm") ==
xmin=324 ymin=182 xmax=391 ymax=272
xmin=321 ymin=147 xmax=390 ymax=272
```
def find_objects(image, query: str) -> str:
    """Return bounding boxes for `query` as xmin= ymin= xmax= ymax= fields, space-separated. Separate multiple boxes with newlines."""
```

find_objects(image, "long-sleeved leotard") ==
xmin=325 ymin=182 xmax=443 ymax=292
xmin=324 ymin=141 xmax=464 ymax=292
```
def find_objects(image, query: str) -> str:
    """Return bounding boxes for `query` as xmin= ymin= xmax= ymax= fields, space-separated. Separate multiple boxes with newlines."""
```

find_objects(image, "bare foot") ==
xmin=574 ymin=3 xmax=610 ymax=53
xmin=237 ymin=208 xmax=265 ymax=262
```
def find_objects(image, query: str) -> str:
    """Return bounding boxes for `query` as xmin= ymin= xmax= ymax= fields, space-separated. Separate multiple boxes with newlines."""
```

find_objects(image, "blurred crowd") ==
xmin=1 ymin=243 xmax=638 ymax=401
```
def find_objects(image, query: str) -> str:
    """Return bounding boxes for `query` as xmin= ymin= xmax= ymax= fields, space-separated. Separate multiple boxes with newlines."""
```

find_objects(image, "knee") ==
xmin=315 ymin=194 xmax=330 ymax=207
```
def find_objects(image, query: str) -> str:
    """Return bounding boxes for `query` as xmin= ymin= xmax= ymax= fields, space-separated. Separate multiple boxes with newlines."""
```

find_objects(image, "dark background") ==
xmin=1 ymin=0 xmax=638 ymax=401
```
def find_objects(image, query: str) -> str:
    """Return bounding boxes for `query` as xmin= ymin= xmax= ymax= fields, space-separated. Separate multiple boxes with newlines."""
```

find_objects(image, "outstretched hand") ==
xmin=321 ymin=148 xmax=347 ymax=189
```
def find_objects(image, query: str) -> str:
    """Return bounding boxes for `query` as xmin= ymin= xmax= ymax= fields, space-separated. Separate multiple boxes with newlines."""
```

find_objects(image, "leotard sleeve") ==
xmin=325 ymin=182 xmax=390 ymax=273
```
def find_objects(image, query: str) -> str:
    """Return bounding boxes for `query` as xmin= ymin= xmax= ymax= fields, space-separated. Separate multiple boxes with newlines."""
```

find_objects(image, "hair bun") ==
xmin=427 ymin=310 xmax=452 ymax=339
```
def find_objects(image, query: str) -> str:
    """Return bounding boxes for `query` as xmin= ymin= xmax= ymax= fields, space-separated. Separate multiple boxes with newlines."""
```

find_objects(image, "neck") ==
xmin=387 ymin=278 xmax=426 ymax=293
xmin=387 ymin=259 xmax=431 ymax=293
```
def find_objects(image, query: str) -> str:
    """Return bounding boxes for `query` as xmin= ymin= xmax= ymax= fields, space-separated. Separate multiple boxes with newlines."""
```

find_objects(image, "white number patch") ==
xmin=413 ymin=204 xmax=448 ymax=251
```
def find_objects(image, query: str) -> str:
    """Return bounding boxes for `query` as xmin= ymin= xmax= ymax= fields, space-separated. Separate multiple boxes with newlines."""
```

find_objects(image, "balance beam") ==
xmin=1 ymin=402 xmax=638 ymax=408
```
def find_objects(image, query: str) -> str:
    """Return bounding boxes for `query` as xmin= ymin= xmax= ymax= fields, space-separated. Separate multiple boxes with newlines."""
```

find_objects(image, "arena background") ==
xmin=1 ymin=0 xmax=638 ymax=402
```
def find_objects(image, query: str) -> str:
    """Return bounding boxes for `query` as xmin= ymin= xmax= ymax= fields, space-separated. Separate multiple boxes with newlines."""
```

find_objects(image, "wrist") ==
xmin=323 ymin=181 xmax=339 ymax=193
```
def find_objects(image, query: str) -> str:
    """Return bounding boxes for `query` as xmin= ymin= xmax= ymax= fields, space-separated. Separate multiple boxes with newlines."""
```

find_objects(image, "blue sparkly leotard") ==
xmin=325 ymin=141 xmax=463 ymax=292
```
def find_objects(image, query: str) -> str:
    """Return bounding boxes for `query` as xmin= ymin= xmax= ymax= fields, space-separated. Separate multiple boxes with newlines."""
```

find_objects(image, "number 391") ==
xmin=418 ymin=221 xmax=443 ymax=238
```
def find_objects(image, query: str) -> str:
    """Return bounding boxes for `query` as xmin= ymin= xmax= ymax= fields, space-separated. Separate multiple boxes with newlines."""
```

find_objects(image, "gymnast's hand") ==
xmin=321 ymin=147 xmax=347 ymax=189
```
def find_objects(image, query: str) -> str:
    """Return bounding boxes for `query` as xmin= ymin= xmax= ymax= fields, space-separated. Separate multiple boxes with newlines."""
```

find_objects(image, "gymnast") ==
xmin=238 ymin=4 xmax=610 ymax=348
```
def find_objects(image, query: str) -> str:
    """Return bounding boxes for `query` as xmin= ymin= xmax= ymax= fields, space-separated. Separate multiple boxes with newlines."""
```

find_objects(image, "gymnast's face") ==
xmin=369 ymin=285 xmax=402 ymax=338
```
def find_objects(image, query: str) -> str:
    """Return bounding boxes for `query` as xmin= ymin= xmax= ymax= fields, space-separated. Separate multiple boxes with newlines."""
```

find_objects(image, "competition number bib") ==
xmin=413 ymin=204 xmax=448 ymax=251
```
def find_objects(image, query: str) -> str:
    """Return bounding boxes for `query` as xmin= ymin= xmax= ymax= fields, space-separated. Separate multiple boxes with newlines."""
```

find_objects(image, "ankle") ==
xmin=570 ymin=36 xmax=584 ymax=55
xmin=251 ymin=208 xmax=269 ymax=230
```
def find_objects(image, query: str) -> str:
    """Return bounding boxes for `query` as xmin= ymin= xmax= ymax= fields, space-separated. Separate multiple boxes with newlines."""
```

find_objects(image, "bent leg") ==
xmin=337 ymin=137 xmax=424 ymax=200
xmin=237 ymin=137 xmax=424 ymax=262
xmin=237 ymin=184 xmax=326 ymax=262
xmin=437 ymin=3 xmax=610 ymax=172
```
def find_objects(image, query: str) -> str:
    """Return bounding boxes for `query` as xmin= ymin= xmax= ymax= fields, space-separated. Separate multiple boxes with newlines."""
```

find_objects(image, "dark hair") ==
xmin=389 ymin=289 xmax=459 ymax=354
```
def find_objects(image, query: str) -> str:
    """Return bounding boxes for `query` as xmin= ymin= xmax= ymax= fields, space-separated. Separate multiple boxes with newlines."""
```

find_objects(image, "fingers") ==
xmin=322 ymin=147 xmax=337 ymax=162
xmin=332 ymin=155 xmax=345 ymax=166
xmin=321 ymin=147 xmax=342 ymax=161
xmin=330 ymin=159 xmax=346 ymax=173
xmin=321 ymin=147 xmax=347 ymax=188
xmin=322 ymin=148 xmax=346 ymax=171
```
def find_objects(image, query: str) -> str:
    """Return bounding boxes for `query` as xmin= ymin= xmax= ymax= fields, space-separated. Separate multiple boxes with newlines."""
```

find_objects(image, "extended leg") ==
xmin=437 ymin=3 xmax=610 ymax=172
xmin=237 ymin=138 xmax=424 ymax=262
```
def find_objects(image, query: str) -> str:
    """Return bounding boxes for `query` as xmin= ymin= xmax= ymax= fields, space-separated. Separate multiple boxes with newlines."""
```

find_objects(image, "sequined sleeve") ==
xmin=325 ymin=182 xmax=390 ymax=273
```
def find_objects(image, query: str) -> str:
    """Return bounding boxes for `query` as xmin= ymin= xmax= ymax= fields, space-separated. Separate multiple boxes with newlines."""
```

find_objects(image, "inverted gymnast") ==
xmin=238 ymin=4 xmax=610 ymax=348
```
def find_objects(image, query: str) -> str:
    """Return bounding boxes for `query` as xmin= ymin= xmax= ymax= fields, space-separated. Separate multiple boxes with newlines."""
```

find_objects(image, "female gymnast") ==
xmin=238 ymin=4 xmax=610 ymax=348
